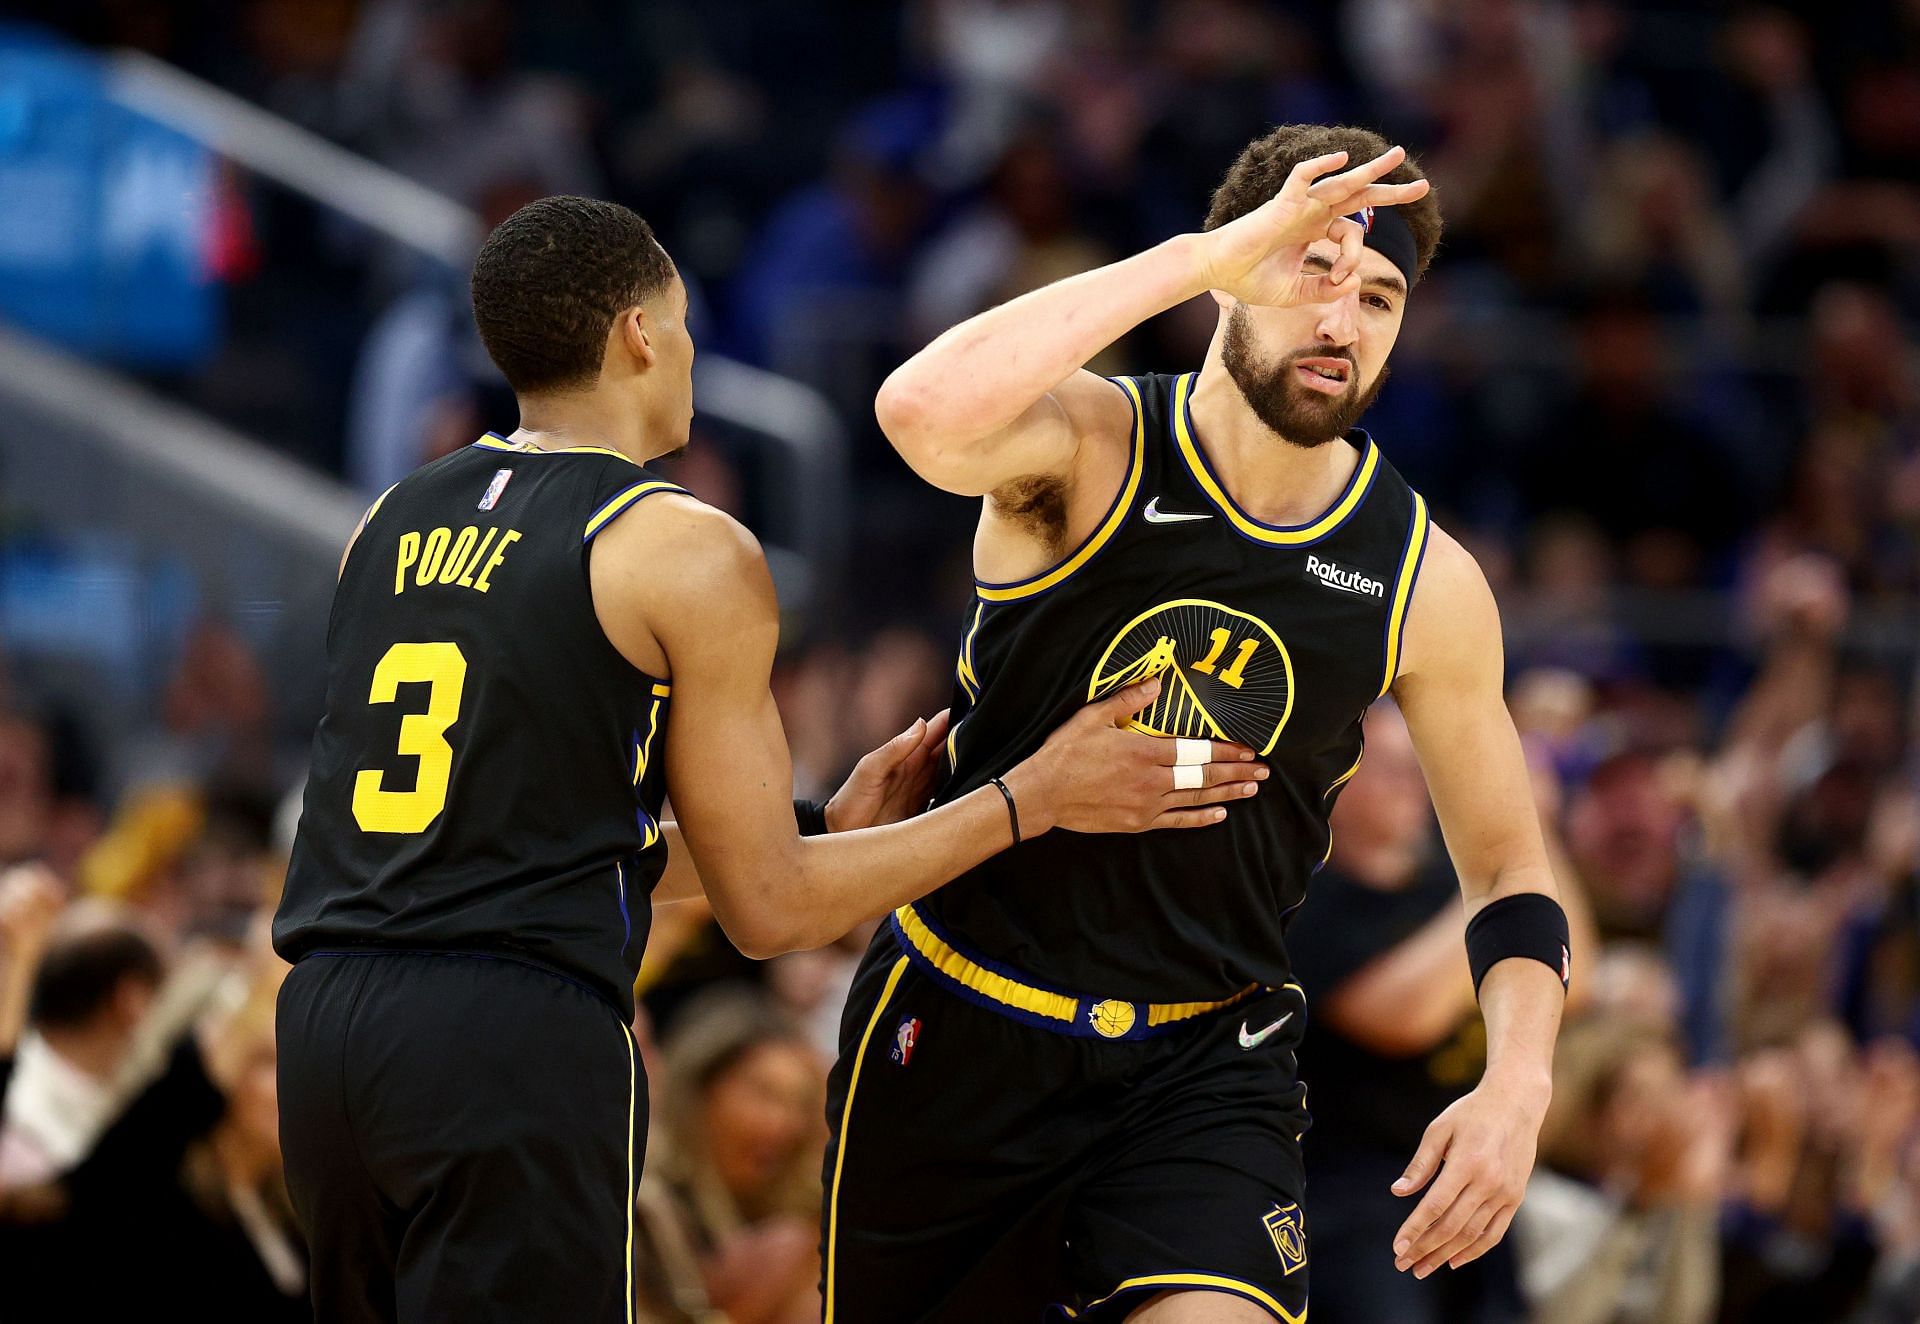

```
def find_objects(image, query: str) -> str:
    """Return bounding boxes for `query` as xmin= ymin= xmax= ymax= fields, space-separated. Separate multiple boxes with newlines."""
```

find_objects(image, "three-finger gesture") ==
xmin=1197 ymin=146 xmax=1429 ymax=308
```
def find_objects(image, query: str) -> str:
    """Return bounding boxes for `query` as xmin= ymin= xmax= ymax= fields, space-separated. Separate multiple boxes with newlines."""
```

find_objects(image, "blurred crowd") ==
xmin=2 ymin=0 xmax=1920 ymax=1320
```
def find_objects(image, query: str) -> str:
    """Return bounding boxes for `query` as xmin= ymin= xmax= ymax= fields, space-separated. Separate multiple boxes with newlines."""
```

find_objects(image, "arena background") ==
xmin=0 ymin=1 xmax=1918 ymax=1320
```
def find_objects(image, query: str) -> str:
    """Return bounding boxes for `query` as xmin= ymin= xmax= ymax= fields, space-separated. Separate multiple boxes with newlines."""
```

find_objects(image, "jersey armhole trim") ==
xmin=974 ymin=375 xmax=1146 ymax=603
xmin=361 ymin=481 xmax=401 ymax=527
xmin=1377 ymin=491 xmax=1431 ymax=697
xmin=583 ymin=481 xmax=687 ymax=543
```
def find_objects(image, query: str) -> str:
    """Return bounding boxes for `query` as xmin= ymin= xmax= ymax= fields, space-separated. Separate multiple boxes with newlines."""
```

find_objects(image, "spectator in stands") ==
xmin=0 ymin=924 xmax=307 ymax=1320
xmin=0 ymin=867 xmax=64 ymax=1115
xmin=0 ymin=713 xmax=55 ymax=868
xmin=728 ymin=94 xmax=940 ymax=428
xmin=1515 ymin=1015 xmax=1725 ymax=1324
xmin=0 ymin=910 xmax=163 ymax=1187
xmin=656 ymin=990 xmax=827 ymax=1324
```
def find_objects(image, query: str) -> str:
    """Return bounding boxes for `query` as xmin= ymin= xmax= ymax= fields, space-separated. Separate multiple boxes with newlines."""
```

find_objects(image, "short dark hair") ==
xmin=1204 ymin=124 xmax=1442 ymax=280
xmin=470 ymin=196 xmax=677 ymax=395
xmin=30 ymin=926 xmax=162 ymax=1030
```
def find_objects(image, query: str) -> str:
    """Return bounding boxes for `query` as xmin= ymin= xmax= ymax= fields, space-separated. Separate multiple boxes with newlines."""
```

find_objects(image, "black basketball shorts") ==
xmin=821 ymin=910 xmax=1312 ymax=1323
xmin=277 ymin=950 xmax=642 ymax=1323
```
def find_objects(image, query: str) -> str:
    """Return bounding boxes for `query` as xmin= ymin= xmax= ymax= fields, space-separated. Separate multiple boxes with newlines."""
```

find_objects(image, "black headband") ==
xmin=1345 ymin=206 xmax=1419 ymax=290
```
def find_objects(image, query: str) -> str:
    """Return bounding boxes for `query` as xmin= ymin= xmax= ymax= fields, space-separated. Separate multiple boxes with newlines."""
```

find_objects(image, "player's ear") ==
xmin=617 ymin=306 xmax=656 ymax=371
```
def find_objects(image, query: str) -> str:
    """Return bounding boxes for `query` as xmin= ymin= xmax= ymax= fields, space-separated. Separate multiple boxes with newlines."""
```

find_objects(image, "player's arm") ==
xmin=876 ymin=146 xmax=1427 ymax=497
xmin=1385 ymin=525 xmax=1568 ymax=1279
xmin=650 ymin=710 xmax=951 ymax=906
xmin=617 ymin=500 xmax=1262 ymax=958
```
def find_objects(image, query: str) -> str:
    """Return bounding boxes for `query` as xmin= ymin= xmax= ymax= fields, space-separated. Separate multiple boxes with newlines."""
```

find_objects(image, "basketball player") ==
xmin=271 ymin=197 xmax=1263 ymax=1324
xmin=822 ymin=126 xmax=1573 ymax=1323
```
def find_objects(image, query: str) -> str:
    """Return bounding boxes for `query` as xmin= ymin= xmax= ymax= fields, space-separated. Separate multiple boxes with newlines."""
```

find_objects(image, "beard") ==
xmin=1220 ymin=304 xmax=1389 ymax=448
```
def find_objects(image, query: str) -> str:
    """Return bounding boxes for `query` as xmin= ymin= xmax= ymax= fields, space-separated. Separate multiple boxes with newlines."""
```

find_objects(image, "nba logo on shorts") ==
xmin=1263 ymin=1204 xmax=1307 ymax=1276
xmin=479 ymin=468 xmax=514 ymax=511
xmin=891 ymin=1016 xmax=921 ymax=1066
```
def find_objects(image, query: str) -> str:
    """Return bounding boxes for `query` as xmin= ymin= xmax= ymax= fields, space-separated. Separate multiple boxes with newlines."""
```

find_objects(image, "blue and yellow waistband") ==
xmin=889 ymin=903 xmax=1261 ymax=1042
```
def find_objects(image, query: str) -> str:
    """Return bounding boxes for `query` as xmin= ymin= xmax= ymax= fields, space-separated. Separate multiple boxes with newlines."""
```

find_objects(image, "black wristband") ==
xmin=1465 ymin=893 xmax=1570 ymax=997
xmin=989 ymin=776 xmax=1020 ymax=846
xmin=794 ymin=798 xmax=831 ymax=837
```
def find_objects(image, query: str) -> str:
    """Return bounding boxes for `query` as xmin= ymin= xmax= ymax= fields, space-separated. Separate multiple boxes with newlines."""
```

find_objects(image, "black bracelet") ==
xmin=793 ymin=798 xmax=831 ymax=837
xmin=989 ymin=776 xmax=1020 ymax=846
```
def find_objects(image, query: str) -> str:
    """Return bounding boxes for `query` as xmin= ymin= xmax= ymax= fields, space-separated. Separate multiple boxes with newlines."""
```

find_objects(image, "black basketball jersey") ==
xmin=918 ymin=371 xmax=1432 ymax=1002
xmin=275 ymin=435 xmax=685 ymax=1017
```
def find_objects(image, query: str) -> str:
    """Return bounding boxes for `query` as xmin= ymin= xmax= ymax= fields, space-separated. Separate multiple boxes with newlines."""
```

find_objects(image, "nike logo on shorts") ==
xmin=1143 ymin=497 xmax=1212 ymax=525
xmin=1238 ymin=1011 xmax=1293 ymax=1050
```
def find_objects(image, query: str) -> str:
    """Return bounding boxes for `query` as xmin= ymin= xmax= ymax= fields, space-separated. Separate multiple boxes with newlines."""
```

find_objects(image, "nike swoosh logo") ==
xmin=1238 ymin=1011 xmax=1294 ymax=1050
xmin=1143 ymin=497 xmax=1212 ymax=525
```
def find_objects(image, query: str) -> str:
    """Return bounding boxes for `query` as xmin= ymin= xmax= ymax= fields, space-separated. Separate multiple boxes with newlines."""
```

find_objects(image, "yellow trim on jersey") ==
xmin=955 ymin=601 xmax=985 ymax=700
xmin=651 ymin=681 xmax=671 ymax=698
xmin=1069 ymin=1272 xmax=1306 ymax=1324
xmin=1318 ymin=748 xmax=1366 ymax=867
xmin=975 ymin=375 xmax=1147 ymax=603
xmin=1172 ymin=371 xmax=1379 ymax=546
xmin=584 ymin=481 xmax=683 ymax=542
xmin=894 ymin=903 xmax=1262 ymax=1031
xmin=473 ymin=434 xmax=636 ymax=463
xmin=824 ymin=955 xmax=910 ymax=1323
xmin=361 ymin=481 xmax=401 ymax=529
xmin=1377 ymin=492 xmax=1430 ymax=696
xmin=1326 ymin=749 xmax=1364 ymax=797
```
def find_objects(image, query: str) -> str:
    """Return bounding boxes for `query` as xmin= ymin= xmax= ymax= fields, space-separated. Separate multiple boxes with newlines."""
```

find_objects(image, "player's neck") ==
xmin=1188 ymin=360 xmax=1362 ymax=528
xmin=509 ymin=390 xmax=660 ymax=465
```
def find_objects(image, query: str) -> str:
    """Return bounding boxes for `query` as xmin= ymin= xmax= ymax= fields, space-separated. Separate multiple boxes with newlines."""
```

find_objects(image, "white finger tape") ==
xmin=1174 ymin=738 xmax=1212 ymax=767
xmin=1173 ymin=764 xmax=1205 ymax=792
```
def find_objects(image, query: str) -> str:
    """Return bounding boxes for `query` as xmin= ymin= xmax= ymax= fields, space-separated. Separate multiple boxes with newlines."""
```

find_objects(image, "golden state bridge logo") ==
xmin=1088 ymin=599 xmax=1294 ymax=756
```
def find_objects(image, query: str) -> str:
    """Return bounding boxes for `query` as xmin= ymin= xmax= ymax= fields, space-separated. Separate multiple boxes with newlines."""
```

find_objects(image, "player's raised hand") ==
xmin=825 ymin=709 xmax=953 ymax=830
xmin=1195 ymin=145 xmax=1429 ymax=308
xmin=1008 ymin=677 xmax=1268 ymax=835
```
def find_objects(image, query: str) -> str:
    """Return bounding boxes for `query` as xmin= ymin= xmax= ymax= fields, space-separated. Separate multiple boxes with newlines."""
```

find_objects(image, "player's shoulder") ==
xmin=590 ymin=486 xmax=769 ymax=602
xmin=1396 ymin=516 xmax=1502 ymax=682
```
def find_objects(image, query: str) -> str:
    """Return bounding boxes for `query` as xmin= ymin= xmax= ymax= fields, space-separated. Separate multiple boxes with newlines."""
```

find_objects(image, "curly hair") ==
xmin=470 ymin=196 xmax=677 ymax=394
xmin=1204 ymin=124 xmax=1443 ymax=280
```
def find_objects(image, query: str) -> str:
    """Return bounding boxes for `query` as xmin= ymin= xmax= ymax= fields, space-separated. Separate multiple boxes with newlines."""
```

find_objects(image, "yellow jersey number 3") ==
xmin=351 ymin=641 xmax=469 ymax=834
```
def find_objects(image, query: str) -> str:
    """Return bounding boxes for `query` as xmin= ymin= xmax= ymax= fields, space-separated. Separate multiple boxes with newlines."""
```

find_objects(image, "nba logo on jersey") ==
xmin=891 ymin=1016 xmax=921 ymax=1066
xmin=479 ymin=468 xmax=514 ymax=511
xmin=1347 ymin=205 xmax=1375 ymax=233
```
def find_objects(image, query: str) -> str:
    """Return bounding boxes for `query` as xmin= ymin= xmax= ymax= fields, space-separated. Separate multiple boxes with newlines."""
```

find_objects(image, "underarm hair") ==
xmin=990 ymin=475 xmax=1069 ymax=548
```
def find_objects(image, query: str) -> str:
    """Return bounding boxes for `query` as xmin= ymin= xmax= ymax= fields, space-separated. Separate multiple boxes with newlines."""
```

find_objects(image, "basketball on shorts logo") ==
xmin=1263 ymin=1204 xmax=1307 ymax=1275
xmin=891 ymin=1015 xmax=921 ymax=1065
xmin=1089 ymin=999 xmax=1136 ymax=1039
xmin=1088 ymin=598 xmax=1294 ymax=756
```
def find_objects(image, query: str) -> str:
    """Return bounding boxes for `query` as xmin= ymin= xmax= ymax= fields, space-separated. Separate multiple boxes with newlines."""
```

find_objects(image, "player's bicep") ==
xmin=647 ymin=515 xmax=799 ymax=917
xmin=1393 ymin=529 xmax=1550 ymax=897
